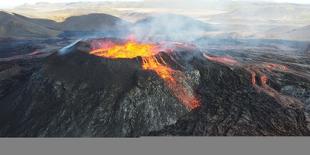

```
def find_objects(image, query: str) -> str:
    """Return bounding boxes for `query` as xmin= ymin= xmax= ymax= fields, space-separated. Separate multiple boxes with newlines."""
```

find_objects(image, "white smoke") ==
xmin=127 ymin=13 xmax=214 ymax=42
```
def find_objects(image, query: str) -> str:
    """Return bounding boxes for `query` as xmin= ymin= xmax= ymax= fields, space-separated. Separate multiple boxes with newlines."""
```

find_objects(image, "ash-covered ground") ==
xmin=0 ymin=36 xmax=309 ymax=137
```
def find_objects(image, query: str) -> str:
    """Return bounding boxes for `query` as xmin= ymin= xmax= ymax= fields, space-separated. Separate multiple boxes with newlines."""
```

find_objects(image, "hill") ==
xmin=60 ymin=13 xmax=129 ymax=31
xmin=263 ymin=25 xmax=310 ymax=41
xmin=0 ymin=11 xmax=60 ymax=38
xmin=0 ymin=12 xmax=129 ymax=39
xmin=280 ymin=25 xmax=310 ymax=41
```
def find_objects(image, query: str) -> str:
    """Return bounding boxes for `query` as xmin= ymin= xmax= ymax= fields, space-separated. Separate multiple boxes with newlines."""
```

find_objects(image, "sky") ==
xmin=0 ymin=0 xmax=309 ymax=8
xmin=0 ymin=0 xmax=140 ymax=8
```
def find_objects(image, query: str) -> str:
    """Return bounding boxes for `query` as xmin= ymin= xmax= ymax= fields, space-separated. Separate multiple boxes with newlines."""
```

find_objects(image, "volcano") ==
xmin=0 ymin=38 xmax=309 ymax=137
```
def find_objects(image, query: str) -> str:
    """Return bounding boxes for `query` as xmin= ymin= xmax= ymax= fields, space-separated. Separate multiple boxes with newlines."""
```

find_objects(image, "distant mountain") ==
xmin=281 ymin=25 xmax=310 ymax=41
xmin=0 ymin=12 xmax=129 ymax=39
xmin=264 ymin=25 xmax=310 ymax=41
xmin=12 ymin=13 xmax=60 ymax=30
xmin=60 ymin=13 xmax=129 ymax=31
xmin=213 ymin=2 xmax=310 ymax=19
xmin=0 ymin=11 xmax=60 ymax=38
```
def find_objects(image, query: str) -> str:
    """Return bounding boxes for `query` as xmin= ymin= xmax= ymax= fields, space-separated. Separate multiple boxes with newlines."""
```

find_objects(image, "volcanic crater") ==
xmin=0 ymin=38 xmax=309 ymax=136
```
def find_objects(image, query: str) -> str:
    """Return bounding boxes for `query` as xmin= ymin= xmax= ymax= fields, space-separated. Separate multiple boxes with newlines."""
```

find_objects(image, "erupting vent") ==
xmin=90 ymin=39 xmax=200 ymax=110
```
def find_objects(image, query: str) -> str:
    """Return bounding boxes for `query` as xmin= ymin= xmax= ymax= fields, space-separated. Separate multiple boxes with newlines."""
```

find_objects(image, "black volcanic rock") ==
xmin=0 ymin=39 xmax=43 ymax=58
xmin=0 ymin=40 xmax=309 ymax=137
xmin=150 ymin=58 xmax=310 ymax=136
xmin=305 ymin=44 xmax=310 ymax=55
xmin=0 ymin=46 xmax=190 ymax=137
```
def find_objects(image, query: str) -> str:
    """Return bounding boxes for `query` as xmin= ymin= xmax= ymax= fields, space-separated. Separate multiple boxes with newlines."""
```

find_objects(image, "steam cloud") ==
xmin=128 ymin=14 xmax=214 ymax=42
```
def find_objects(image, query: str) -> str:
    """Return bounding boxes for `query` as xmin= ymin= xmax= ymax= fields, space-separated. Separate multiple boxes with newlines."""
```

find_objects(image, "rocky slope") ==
xmin=0 ymin=40 xmax=309 ymax=137
xmin=151 ymin=57 xmax=310 ymax=136
xmin=0 ymin=41 xmax=190 ymax=137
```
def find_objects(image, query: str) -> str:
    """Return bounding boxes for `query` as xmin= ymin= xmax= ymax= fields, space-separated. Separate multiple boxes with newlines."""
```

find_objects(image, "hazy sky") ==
xmin=0 ymin=0 xmax=139 ymax=8
xmin=0 ymin=0 xmax=309 ymax=8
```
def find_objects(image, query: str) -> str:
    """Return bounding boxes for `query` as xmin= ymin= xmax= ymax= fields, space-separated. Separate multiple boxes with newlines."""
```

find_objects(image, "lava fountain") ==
xmin=90 ymin=39 xmax=200 ymax=110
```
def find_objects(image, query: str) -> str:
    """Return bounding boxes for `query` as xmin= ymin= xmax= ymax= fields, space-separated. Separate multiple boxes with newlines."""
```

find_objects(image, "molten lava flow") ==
xmin=260 ymin=75 xmax=268 ymax=86
xmin=142 ymin=56 xmax=175 ymax=82
xmin=142 ymin=56 xmax=200 ymax=109
xmin=201 ymin=51 xmax=301 ymax=109
xmin=90 ymin=41 xmax=158 ymax=58
xmin=247 ymin=66 xmax=302 ymax=109
xmin=250 ymin=70 xmax=257 ymax=85
xmin=263 ymin=63 xmax=288 ymax=72
xmin=90 ymin=40 xmax=200 ymax=110
xmin=203 ymin=53 xmax=239 ymax=66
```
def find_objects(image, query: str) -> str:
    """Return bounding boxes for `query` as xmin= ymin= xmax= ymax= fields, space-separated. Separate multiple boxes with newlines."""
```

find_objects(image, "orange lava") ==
xmin=142 ymin=56 xmax=175 ymax=82
xmin=260 ymin=75 xmax=268 ymax=86
xmin=263 ymin=63 xmax=288 ymax=72
xmin=247 ymin=67 xmax=302 ymax=109
xmin=203 ymin=53 xmax=239 ymax=66
xmin=250 ymin=71 xmax=257 ymax=85
xmin=142 ymin=56 xmax=200 ymax=109
xmin=247 ymin=67 xmax=269 ymax=88
xmin=90 ymin=40 xmax=200 ymax=110
xmin=90 ymin=41 xmax=158 ymax=58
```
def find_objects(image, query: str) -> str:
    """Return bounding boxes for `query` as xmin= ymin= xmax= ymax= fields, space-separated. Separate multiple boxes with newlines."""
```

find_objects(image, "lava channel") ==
xmin=90 ymin=39 xmax=201 ymax=110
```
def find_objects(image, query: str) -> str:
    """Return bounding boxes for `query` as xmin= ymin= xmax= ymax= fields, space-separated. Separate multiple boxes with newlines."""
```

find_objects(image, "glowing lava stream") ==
xmin=203 ymin=52 xmax=302 ymax=109
xmin=90 ymin=40 xmax=200 ymax=110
